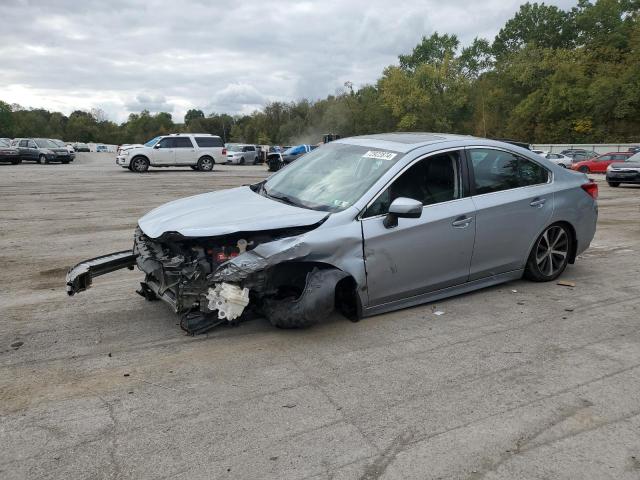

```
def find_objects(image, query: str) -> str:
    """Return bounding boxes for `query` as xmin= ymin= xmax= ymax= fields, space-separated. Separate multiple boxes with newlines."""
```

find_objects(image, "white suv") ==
xmin=116 ymin=134 xmax=225 ymax=172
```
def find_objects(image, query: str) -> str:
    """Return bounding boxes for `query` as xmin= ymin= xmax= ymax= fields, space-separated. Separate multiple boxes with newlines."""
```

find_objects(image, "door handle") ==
xmin=530 ymin=198 xmax=546 ymax=208
xmin=452 ymin=216 xmax=473 ymax=228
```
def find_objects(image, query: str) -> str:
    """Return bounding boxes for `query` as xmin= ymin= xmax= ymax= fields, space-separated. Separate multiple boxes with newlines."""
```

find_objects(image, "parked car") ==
xmin=627 ymin=146 xmax=640 ymax=154
xmin=541 ymin=153 xmax=573 ymax=168
xmin=560 ymin=149 xmax=599 ymax=160
xmin=0 ymin=138 xmax=21 ymax=164
xmin=225 ymin=144 xmax=259 ymax=165
xmin=115 ymin=133 xmax=225 ymax=172
xmin=606 ymin=152 xmax=640 ymax=186
xmin=67 ymin=133 xmax=598 ymax=335
xmin=267 ymin=144 xmax=316 ymax=171
xmin=570 ymin=152 xmax=633 ymax=173
xmin=17 ymin=138 xmax=73 ymax=163
xmin=531 ymin=149 xmax=546 ymax=156
xmin=96 ymin=145 xmax=108 ymax=153
xmin=50 ymin=139 xmax=75 ymax=161
xmin=73 ymin=142 xmax=90 ymax=152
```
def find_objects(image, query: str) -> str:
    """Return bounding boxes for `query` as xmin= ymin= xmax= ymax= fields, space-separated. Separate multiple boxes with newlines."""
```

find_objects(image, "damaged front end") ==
xmin=67 ymin=223 xmax=358 ymax=334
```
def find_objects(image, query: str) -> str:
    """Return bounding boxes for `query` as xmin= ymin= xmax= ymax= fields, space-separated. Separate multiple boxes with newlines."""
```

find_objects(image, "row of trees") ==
xmin=1 ymin=1 xmax=638 ymax=145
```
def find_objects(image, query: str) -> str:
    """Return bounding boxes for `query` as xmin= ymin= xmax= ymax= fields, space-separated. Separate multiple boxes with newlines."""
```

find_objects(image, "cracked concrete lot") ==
xmin=1 ymin=153 xmax=640 ymax=479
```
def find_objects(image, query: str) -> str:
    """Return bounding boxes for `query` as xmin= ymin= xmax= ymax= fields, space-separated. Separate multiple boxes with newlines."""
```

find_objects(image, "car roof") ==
xmin=336 ymin=132 xmax=493 ymax=153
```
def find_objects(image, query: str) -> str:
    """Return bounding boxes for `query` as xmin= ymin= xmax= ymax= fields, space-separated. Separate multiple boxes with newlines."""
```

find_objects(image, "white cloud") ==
xmin=0 ymin=0 xmax=578 ymax=122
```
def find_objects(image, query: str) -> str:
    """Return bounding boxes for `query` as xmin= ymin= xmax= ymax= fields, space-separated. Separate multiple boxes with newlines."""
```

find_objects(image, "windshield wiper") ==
xmin=264 ymin=189 xmax=301 ymax=207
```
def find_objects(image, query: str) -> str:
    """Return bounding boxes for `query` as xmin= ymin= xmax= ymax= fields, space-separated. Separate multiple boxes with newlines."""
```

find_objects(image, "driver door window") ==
xmin=364 ymin=151 xmax=462 ymax=217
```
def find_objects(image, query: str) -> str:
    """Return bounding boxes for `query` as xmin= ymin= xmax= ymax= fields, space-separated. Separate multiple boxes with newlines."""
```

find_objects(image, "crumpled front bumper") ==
xmin=66 ymin=251 xmax=138 ymax=295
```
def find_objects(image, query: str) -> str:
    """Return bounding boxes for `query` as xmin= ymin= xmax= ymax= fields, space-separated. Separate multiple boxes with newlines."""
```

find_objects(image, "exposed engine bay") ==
xmin=67 ymin=224 xmax=359 ymax=335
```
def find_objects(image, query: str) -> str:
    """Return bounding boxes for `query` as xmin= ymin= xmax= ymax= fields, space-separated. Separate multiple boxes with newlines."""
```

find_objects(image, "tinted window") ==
xmin=598 ymin=155 xmax=612 ymax=161
xmin=195 ymin=137 xmax=223 ymax=148
xmin=470 ymin=149 xmax=548 ymax=194
xmin=364 ymin=152 xmax=462 ymax=217
xmin=174 ymin=137 xmax=193 ymax=148
xmin=157 ymin=138 xmax=174 ymax=148
xmin=28 ymin=140 xmax=37 ymax=148
xmin=612 ymin=154 xmax=628 ymax=160
xmin=19 ymin=140 xmax=28 ymax=147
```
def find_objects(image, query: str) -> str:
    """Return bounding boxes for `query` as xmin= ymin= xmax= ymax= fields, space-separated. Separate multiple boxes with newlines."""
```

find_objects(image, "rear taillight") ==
xmin=222 ymin=148 xmax=227 ymax=155
xmin=581 ymin=180 xmax=598 ymax=199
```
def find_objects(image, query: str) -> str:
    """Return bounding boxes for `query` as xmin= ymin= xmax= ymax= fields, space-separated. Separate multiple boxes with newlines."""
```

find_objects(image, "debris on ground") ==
xmin=433 ymin=310 xmax=445 ymax=316
xmin=10 ymin=341 xmax=24 ymax=349
xmin=282 ymin=403 xmax=297 ymax=408
xmin=557 ymin=280 xmax=576 ymax=287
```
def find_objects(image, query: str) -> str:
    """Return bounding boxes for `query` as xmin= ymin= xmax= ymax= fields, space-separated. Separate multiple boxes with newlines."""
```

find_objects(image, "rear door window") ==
xmin=469 ymin=149 xmax=549 ymax=194
xmin=174 ymin=137 xmax=193 ymax=148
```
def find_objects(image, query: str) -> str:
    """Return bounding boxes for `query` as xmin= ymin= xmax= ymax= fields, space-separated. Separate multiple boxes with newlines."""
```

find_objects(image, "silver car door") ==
xmin=361 ymin=150 xmax=476 ymax=306
xmin=467 ymin=147 xmax=554 ymax=280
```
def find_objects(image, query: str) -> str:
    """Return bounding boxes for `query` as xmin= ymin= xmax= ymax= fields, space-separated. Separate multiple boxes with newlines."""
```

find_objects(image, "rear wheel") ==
xmin=131 ymin=156 xmax=149 ymax=173
xmin=11 ymin=159 xmax=21 ymax=165
xmin=239 ymin=157 xmax=245 ymax=165
xmin=197 ymin=156 xmax=214 ymax=171
xmin=38 ymin=154 xmax=48 ymax=165
xmin=607 ymin=181 xmax=620 ymax=187
xmin=578 ymin=166 xmax=590 ymax=173
xmin=524 ymin=223 xmax=571 ymax=282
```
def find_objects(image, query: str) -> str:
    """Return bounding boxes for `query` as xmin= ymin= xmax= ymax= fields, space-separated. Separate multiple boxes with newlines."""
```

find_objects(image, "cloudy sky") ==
xmin=1 ymin=0 xmax=577 ymax=123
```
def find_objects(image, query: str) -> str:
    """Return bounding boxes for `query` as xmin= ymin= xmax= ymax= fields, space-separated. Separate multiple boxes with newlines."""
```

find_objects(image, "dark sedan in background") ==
xmin=0 ymin=138 xmax=21 ymax=164
xmin=17 ymin=138 xmax=72 ymax=164
xmin=606 ymin=152 xmax=640 ymax=186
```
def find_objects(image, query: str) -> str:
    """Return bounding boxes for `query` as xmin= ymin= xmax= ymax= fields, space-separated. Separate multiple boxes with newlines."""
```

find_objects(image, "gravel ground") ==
xmin=1 ymin=153 xmax=639 ymax=479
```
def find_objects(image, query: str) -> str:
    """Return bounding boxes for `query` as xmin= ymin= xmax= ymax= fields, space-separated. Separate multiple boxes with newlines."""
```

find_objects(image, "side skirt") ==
xmin=363 ymin=269 xmax=524 ymax=317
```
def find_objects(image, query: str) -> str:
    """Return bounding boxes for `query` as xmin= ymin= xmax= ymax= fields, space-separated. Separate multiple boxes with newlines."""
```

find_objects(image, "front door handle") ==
xmin=452 ymin=216 xmax=473 ymax=228
xmin=530 ymin=198 xmax=546 ymax=208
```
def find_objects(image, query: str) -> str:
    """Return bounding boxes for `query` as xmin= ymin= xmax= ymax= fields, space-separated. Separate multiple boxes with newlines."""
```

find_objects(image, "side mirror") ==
xmin=154 ymin=144 xmax=161 ymax=149
xmin=383 ymin=197 xmax=423 ymax=229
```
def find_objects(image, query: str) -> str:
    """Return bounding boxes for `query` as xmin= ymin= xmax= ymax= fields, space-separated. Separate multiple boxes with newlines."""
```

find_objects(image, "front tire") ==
xmin=524 ymin=223 xmax=571 ymax=282
xmin=239 ymin=157 xmax=245 ymax=165
xmin=11 ymin=159 xmax=21 ymax=165
xmin=131 ymin=156 xmax=149 ymax=173
xmin=607 ymin=181 xmax=620 ymax=187
xmin=197 ymin=156 xmax=214 ymax=171
xmin=38 ymin=155 xmax=48 ymax=165
xmin=578 ymin=166 xmax=590 ymax=173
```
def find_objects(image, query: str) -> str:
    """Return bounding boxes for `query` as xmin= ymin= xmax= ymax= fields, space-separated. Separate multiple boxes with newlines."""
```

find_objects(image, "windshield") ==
xmin=144 ymin=136 xmax=160 ymax=147
xmin=228 ymin=145 xmax=244 ymax=152
xmin=51 ymin=139 xmax=65 ymax=147
xmin=0 ymin=139 xmax=9 ymax=147
xmin=626 ymin=152 xmax=640 ymax=162
xmin=263 ymin=142 xmax=402 ymax=212
xmin=35 ymin=139 xmax=58 ymax=148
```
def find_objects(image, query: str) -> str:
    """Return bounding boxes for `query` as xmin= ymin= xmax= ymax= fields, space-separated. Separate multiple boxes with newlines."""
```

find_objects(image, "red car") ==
xmin=571 ymin=151 xmax=633 ymax=173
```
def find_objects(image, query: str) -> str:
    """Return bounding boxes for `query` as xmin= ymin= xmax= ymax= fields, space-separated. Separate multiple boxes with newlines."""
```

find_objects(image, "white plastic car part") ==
xmin=206 ymin=283 xmax=250 ymax=321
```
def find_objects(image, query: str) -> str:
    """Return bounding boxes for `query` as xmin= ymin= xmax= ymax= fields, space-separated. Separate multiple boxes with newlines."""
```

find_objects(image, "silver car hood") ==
xmin=138 ymin=186 xmax=328 ymax=239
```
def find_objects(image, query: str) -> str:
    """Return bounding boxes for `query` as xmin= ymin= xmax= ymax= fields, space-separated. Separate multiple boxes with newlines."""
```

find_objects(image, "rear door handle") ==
xmin=452 ymin=216 xmax=473 ymax=228
xmin=530 ymin=198 xmax=546 ymax=208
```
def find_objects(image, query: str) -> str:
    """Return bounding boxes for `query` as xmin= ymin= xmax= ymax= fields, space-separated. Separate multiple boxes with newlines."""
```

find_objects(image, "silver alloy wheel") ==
xmin=535 ymin=226 xmax=569 ymax=276
xmin=199 ymin=157 xmax=213 ymax=171
xmin=131 ymin=157 xmax=147 ymax=172
xmin=39 ymin=155 xmax=46 ymax=164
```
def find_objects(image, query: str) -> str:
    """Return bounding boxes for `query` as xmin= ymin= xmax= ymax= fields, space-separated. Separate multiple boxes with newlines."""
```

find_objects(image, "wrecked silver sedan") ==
xmin=67 ymin=133 xmax=598 ymax=334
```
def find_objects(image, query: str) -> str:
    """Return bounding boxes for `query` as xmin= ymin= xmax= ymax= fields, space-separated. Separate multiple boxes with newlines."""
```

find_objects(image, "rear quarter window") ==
xmin=195 ymin=137 xmax=223 ymax=148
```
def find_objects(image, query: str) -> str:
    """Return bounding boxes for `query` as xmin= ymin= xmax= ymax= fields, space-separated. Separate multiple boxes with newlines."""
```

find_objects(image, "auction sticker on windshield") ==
xmin=362 ymin=150 xmax=397 ymax=161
